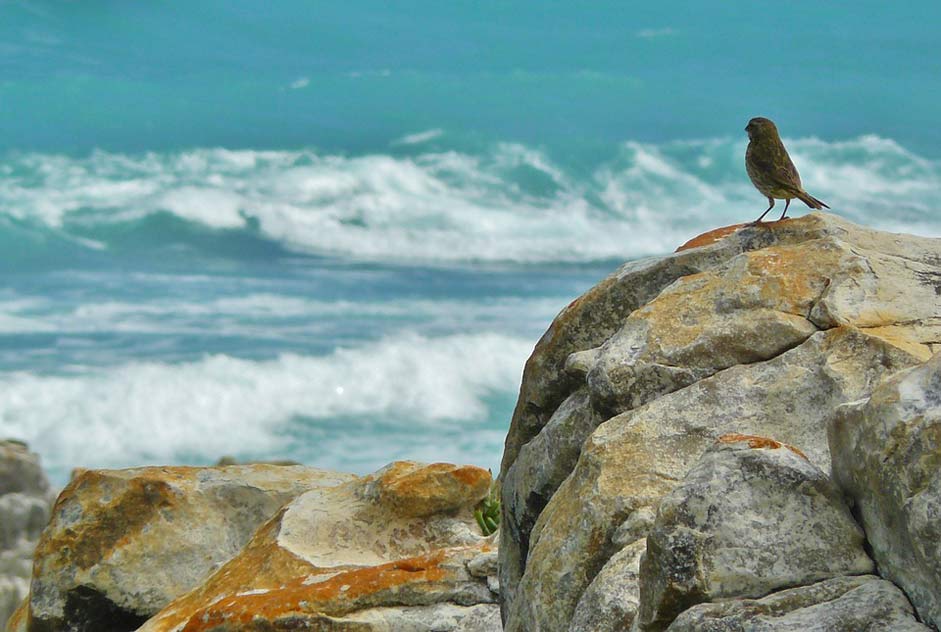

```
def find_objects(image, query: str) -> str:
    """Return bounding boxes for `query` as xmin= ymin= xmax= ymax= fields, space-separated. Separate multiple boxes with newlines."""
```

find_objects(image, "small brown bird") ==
xmin=745 ymin=117 xmax=829 ymax=223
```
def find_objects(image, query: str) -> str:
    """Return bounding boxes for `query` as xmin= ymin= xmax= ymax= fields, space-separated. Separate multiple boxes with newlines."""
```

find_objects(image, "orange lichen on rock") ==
xmin=371 ymin=461 xmax=492 ymax=518
xmin=718 ymin=433 xmax=809 ymax=461
xmin=178 ymin=550 xmax=462 ymax=632
xmin=675 ymin=224 xmax=748 ymax=252
xmin=859 ymin=325 xmax=933 ymax=362
xmin=744 ymin=244 xmax=838 ymax=313
xmin=40 ymin=470 xmax=177 ymax=570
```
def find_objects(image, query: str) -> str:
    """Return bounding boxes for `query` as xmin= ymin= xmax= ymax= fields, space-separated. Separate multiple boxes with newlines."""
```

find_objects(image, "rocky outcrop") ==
xmin=831 ymin=352 xmax=941 ymax=629
xmin=138 ymin=460 xmax=498 ymax=631
xmin=0 ymin=441 xmax=53 ymax=632
xmin=21 ymin=464 xmax=354 ymax=631
xmin=636 ymin=435 xmax=872 ymax=631
xmin=499 ymin=213 xmax=941 ymax=630
xmin=667 ymin=575 xmax=931 ymax=631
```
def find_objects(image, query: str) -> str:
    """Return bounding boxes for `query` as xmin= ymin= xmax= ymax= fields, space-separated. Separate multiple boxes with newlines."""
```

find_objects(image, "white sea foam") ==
xmin=0 ymin=332 xmax=531 ymax=479
xmin=0 ymin=294 xmax=564 ymax=336
xmin=392 ymin=128 xmax=444 ymax=145
xmin=1 ymin=136 xmax=938 ymax=263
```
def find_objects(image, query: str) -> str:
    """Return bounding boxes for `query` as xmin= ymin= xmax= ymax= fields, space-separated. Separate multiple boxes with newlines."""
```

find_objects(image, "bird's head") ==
xmin=745 ymin=117 xmax=779 ymax=141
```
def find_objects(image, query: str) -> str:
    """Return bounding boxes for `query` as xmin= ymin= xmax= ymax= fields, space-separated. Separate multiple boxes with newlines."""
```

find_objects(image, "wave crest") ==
xmin=0 ymin=332 xmax=530 ymax=479
xmin=1 ymin=135 xmax=939 ymax=263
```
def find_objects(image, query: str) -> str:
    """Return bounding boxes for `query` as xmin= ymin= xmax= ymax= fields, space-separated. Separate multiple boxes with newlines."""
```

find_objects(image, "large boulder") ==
xmin=830 ymin=352 xmax=941 ymax=629
xmin=0 ymin=441 xmax=53 ymax=632
xmin=138 ymin=461 xmax=499 ymax=631
xmin=499 ymin=213 xmax=941 ymax=630
xmin=636 ymin=435 xmax=872 ymax=631
xmin=666 ymin=575 xmax=930 ymax=631
xmin=23 ymin=464 xmax=354 ymax=632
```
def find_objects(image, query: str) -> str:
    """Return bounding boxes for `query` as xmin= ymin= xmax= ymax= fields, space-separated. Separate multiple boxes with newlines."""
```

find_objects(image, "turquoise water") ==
xmin=2 ymin=2 xmax=940 ymax=483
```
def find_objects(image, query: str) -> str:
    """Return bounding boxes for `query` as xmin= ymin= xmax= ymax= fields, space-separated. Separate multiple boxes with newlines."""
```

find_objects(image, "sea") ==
xmin=1 ymin=1 xmax=940 ymax=485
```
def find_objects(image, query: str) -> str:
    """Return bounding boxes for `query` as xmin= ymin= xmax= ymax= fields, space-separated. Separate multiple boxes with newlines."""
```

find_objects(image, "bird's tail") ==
xmin=796 ymin=190 xmax=830 ymax=210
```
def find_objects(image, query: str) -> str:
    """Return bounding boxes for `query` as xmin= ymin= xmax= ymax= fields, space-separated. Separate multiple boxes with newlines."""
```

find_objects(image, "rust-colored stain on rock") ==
xmin=39 ymin=470 xmax=177 ymax=570
xmin=376 ymin=462 xmax=491 ymax=517
xmin=718 ymin=433 xmax=809 ymax=460
xmin=675 ymin=224 xmax=747 ymax=252
xmin=179 ymin=551 xmax=451 ymax=631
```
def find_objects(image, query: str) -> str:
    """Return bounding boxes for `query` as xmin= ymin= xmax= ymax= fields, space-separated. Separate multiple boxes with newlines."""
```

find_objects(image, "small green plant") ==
xmin=475 ymin=476 xmax=501 ymax=536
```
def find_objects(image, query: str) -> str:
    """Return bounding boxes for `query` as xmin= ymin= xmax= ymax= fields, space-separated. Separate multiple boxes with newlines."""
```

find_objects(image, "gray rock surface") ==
xmin=666 ymin=575 xmax=930 ymax=631
xmin=23 ymin=464 xmax=355 ymax=632
xmin=0 ymin=441 xmax=53 ymax=631
xmin=636 ymin=436 xmax=872 ymax=631
xmin=569 ymin=538 xmax=645 ymax=632
xmin=830 ymin=351 xmax=941 ymax=629
xmin=498 ymin=218 xmax=825 ymax=613
xmin=499 ymin=213 xmax=941 ymax=631
xmin=137 ymin=461 xmax=498 ymax=632
xmin=506 ymin=327 xmax=920 ymax=632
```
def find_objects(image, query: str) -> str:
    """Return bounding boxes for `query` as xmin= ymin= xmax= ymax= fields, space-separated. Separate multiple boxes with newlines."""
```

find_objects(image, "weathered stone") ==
xmin=364 ymin=461 xmax=491 ymax=518
xmin=1 ymin=578 xmax=27 ymax=632
xmin=586 ymin=239 xmax=847 ymax=415
xmin=636 ymin=435 xmax=872 ymax=631
xmin=504 ymin=327 xmax=920 ymax=632
xmin=26 ymin=464 xmax=354 ymax=632
xmin=569 ymin=539 xmax=645 ymax=632
xmin=3 ymin=597 xmax=27 ymax=632
xmin=498 ymin=214 xmax=876 ymax=616
xmin=666 ymin=575 xmax=930 ymax=631
xmin=0 ymin=495 xmax=48 ymax=553
xmin=0 ymin=442 xmax=49 ymax=498
xmin=0 ymin=441 xmax=52 ymax=632
xmin=139 ymin=461 xmax=496 ymax=632
xmin=830 ymin=352 xmax=941 ymax=629
xmin=335 ymin=603 xmax=501 ymax=631
xmin=499 ymin=213 xmax=941 ymax=630
xmin=501 ymin=387 xmax=599 ymax=595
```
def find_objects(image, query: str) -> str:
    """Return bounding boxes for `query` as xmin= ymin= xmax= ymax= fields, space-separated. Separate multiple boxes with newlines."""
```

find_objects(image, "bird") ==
xmin=745 ymin=117 xmax=829 ymax=223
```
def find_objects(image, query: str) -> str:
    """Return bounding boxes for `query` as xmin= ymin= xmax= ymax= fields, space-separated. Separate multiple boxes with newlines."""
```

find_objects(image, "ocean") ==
xmin=1 ymin=1 xmax=940 ymax=484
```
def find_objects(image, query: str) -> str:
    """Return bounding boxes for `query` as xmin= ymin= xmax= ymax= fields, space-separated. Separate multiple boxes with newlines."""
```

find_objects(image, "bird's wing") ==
xmin=777 ymin=153 xmax=803 ymax=190
xmin=751 ymin=148 xmax=804 ymax=195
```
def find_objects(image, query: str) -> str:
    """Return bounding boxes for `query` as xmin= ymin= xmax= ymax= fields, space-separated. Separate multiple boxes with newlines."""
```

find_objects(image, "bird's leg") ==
xmin=778 ymin=199 xmax=791 ymax=221
xmin=750 ymin=197 xmax=775 ymax=224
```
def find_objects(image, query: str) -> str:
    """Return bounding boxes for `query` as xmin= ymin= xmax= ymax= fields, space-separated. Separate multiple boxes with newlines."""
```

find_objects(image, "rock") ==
xmin=139 ymin=461 xmax=498 ymax=631
xmin=505 ymin=327 xmax=920 ymax=632
xmin=636 ymin=435 xmax=872 ymax=631
xmin=1 ymin=578 xmax=27 ymax=632
xmin=4 ymin=597 xmax=27 ymax=632
xmin=830 ymin=352 xmax=941 ymax=629
xmin=24 ymin=464 xmax=354 ymax=632
xmin=501 ymin=387 xmax=600 ymax=595
xmin=336 ymin=603 xmax=501 ymax=630
xmin=499 ymin=213 xmax=941 ymax=630
xmin=666 ymin=575 xmax=931 ymax=631
xmin=363 ymin=461 xmax=492 ymax=518
xmin=569 ymin=539 xmax=645 ymax=632
xmin=0 ymin=442 xmax=49 ymax=498
xmin=0 ymin=441 xmax=53 ymax=632
xmin=498 ymin=215 xmax=848 ymax=614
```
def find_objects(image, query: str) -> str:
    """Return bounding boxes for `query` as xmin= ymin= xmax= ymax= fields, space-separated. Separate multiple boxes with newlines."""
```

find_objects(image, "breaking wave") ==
xmin=1 ymin=134 xmax=938 ymax=264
